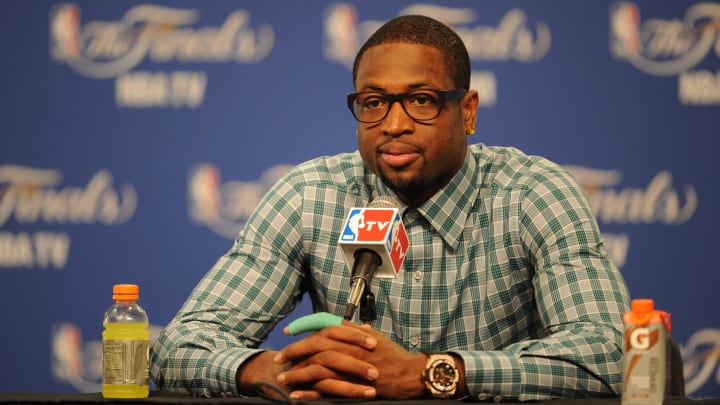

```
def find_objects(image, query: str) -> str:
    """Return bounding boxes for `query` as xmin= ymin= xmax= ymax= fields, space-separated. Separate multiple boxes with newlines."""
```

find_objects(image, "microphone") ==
xmin=338 ymin=196 xmax=409 ymax=320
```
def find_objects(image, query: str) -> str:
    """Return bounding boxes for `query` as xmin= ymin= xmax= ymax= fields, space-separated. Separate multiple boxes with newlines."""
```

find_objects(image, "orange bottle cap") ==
xmin=113 ymin=284 xmax=139 ymax=300
xmin=632 ymin=298 xmax=654 ymax=314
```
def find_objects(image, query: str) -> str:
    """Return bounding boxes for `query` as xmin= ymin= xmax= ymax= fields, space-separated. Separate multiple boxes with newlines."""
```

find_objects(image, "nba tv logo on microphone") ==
xmin=339 ymin=208 xmax=409 ymax=278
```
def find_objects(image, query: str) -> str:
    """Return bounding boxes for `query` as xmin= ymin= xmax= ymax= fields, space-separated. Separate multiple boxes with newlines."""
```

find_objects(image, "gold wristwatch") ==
xmin=423 ymin=353 xmax=459 ymax=398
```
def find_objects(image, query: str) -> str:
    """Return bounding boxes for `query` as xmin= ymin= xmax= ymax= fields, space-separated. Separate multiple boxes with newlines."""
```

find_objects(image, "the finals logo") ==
xmin=610 ymin=2 xmax=720 ymax=105
xmin=49 ymin=3 xmax=275 ymax=108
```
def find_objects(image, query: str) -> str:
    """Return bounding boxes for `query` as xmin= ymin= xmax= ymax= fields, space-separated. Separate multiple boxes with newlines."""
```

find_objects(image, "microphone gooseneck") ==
xmin=343 ymin=248 xmax=381 ymax=320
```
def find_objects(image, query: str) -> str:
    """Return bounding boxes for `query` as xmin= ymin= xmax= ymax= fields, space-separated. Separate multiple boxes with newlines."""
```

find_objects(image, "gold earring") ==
xmin=468 ymin=124 xmax=475 ymax=135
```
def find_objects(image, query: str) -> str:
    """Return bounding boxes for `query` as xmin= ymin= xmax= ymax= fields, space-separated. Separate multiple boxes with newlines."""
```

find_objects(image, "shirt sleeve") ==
xmin=150 ymin=176 xmax=307 ymax=397
xmin=456 ymin=166 xmax=631 ymax=401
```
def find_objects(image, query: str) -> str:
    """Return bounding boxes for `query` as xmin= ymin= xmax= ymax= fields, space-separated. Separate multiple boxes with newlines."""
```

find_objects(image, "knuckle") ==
xmin=306 ymin=363 xmax=331 ymax=380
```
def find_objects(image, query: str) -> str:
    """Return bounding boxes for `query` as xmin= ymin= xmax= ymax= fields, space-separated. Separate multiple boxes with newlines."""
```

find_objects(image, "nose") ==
xmin=381 ymin=101 xmax=413 ymax=136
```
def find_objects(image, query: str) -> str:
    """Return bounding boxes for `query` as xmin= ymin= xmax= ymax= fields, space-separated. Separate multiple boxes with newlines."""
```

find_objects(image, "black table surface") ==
xmin=0 ymin=392 xmax=718 ymax=405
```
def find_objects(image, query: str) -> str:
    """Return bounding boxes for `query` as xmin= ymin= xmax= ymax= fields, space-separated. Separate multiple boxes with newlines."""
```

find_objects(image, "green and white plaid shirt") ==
xmin=151 ymin=144 xmax=630 ymax=401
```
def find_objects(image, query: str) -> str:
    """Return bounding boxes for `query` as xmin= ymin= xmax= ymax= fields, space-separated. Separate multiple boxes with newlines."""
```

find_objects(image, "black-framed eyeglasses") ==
xmin=346 ymin=88 xmax=467 ymax=123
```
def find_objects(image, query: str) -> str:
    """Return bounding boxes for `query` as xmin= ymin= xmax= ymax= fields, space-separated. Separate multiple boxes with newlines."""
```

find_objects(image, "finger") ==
xmin=281 ymin=352 xmax=379 ymax=385
xmin=275 ymin=336 xmax=339 ymax=365
xmin=278 ymin=362 xmax=341 ymax=388
xmin=285 ymin=313 xmax=366 ymax=337
xmin=323 ymin=324 xmax=378 ymax=349
xmin=287 ymin=381 xmax=377 ymax=400
xmin=286 ymin=312 xmax=343 ymax=335
xmin=288 ymin=389 xmax=323 ymax=400
xmin=276 ymin=327 xmax=376 ymax=364
xmin=312 ymin=379 xmax=377 ymax=399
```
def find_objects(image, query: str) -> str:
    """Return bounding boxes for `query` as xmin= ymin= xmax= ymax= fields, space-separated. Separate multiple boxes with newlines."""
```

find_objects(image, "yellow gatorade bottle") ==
xmin=102 ymin=284 xmax=150 ymax=398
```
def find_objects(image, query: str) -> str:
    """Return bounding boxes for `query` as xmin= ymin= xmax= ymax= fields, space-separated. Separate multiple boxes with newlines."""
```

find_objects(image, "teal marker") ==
xmin=286 ymin=312 xmax=343 ymax=336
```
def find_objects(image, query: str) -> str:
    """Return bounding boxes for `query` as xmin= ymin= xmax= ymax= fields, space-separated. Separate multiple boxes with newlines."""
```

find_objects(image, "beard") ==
xmin=376 ymin=165 xmax=428 ymax=197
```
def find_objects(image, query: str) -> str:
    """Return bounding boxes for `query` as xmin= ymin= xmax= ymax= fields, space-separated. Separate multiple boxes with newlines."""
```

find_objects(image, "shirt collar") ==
xmin=374 ymin=149 xmax=478 ymax=251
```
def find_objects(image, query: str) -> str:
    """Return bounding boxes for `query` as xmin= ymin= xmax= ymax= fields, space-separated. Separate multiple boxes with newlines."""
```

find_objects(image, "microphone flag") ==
xmin=338 ymin=201 xmax=409 ymax=278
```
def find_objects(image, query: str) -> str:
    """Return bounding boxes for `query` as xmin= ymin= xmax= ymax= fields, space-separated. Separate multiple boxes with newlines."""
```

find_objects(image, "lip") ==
xmin=379 ymin=143 xmax=421 ymax=168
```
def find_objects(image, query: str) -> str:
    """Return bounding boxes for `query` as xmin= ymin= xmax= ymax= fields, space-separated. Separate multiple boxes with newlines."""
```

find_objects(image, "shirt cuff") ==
xmin=201 ymin=347 xmax=265 ymax=397
xmin=452 ymin=350 xmax=522 ymax=402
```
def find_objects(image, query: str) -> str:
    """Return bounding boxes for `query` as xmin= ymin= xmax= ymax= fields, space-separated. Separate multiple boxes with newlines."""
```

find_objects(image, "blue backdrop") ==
xmin=1 ymin=0 xmax=718 ymax=398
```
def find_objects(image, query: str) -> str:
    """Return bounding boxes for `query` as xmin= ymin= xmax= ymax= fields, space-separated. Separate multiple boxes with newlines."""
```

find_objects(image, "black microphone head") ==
xmin=369 ymin=195 xmax=402 ymax=209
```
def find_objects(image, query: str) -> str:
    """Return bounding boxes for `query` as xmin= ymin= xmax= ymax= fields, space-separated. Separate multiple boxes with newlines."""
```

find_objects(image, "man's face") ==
xmin=354 ymin=43 xmax=478 ymax=208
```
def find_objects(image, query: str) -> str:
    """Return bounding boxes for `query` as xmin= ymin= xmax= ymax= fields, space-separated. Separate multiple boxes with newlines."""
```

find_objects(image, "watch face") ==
xmin=431 ymin=361 xmax=457 ymax=391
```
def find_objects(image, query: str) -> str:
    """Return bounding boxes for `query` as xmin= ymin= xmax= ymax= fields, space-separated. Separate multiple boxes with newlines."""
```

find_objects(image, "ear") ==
xmin=462 ymin=90 xmax=479 ymax=135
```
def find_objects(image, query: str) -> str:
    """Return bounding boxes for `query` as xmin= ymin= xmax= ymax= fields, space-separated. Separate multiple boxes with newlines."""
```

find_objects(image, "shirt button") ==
xmin=493 ymin=395 xmax=503 ymax=402
xmin=478 ymin=393 xmax=489 ymax=401
xmin=409 ymin=336 xmax=420 ymax=346
xmin=413 ymin=270 xmax=422 ymax=281
xmin=406 ymin=211 xmax=419 ymax=221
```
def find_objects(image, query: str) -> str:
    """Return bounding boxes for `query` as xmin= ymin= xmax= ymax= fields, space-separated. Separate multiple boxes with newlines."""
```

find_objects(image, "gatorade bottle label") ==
xmin=102 ymin=339 xmax=150 ymax=385
xmin=622 ymin=322 xmax=666 ymax=404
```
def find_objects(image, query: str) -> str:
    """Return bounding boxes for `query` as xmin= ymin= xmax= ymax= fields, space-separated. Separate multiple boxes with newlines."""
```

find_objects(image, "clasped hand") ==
xmin=273 ymin=321 xmax=426 ymax=400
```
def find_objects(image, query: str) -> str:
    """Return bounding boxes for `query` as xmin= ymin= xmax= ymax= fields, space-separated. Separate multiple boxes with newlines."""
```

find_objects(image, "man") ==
xmin=151 ymin=15 xmax=630 ymax=401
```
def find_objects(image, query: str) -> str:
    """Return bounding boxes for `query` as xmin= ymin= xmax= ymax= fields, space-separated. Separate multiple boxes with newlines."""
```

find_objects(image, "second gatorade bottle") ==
xmin=622 ymin=298 xmax=671 ymax=405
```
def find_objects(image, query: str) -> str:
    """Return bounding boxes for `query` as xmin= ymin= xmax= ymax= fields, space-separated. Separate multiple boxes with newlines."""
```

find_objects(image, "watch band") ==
xmin=423 ymin=353 xmax=459 ymax=398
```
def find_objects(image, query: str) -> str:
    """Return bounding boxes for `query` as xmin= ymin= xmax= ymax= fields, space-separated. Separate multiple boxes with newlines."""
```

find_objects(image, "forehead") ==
xmin=355 ymin=43 xmax=451 ymax=91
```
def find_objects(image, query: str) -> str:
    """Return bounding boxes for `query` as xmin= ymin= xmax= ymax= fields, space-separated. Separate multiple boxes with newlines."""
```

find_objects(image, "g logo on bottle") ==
xmin=630 ymin=327 xmax=650 ymax=350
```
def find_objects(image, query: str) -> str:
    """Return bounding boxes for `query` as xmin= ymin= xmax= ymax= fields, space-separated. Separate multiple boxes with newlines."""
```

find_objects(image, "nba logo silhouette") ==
xmin=340 ymin=208 xmax=364 ymax=241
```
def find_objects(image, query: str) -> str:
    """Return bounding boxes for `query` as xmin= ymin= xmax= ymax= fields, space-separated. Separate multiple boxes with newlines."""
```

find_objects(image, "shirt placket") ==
xmin=400 ymin=208 xmax=429 ymax=352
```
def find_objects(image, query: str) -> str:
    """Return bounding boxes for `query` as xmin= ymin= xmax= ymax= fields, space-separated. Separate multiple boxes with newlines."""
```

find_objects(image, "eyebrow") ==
xmin=359 ymin=83 xmax=436 ymax=93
